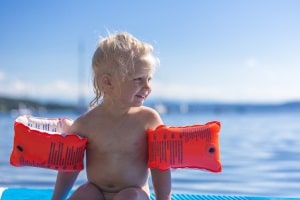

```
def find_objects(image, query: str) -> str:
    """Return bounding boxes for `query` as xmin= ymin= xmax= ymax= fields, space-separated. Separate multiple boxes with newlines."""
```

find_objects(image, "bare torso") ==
xmin=73 ymin=106 xmax=158 ymax=193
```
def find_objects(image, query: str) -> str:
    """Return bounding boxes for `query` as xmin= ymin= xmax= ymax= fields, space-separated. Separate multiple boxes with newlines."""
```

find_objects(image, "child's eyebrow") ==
xmin=134 ymin=71 xmax=149 ymax=77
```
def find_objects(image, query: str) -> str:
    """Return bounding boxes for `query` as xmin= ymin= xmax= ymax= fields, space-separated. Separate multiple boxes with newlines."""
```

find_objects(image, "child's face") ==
xmin=113 ymin=61 xmax=154 ymax=107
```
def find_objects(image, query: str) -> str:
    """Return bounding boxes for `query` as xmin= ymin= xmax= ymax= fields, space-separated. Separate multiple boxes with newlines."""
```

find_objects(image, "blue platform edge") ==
xmin=0 ymin=188 xmax=299 ymax=200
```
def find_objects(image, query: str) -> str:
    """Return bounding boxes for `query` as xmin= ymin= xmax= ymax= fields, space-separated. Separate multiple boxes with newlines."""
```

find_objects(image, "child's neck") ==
xmin=97 ymin=100 xmax=132 ymax=117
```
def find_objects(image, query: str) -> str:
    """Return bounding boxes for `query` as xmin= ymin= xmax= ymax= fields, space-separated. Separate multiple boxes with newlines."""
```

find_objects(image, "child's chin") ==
xmin=132 ymin=100 xmax=144 ymax=107
xmin=134 ymin=103 xmax=144 ymax=107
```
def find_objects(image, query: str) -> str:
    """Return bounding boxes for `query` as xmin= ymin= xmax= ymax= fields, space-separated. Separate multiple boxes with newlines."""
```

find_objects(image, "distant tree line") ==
xmin=0 ymin=96 xmax=76 ymax=112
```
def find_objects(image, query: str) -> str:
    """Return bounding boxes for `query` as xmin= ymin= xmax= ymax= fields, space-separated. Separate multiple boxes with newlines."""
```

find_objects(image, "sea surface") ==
xmin=0 ymin=109 xmax=299 ymax=197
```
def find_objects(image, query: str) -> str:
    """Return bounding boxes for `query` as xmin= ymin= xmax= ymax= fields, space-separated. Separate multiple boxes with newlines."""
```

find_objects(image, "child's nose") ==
xmin=143 ymin=80 xmax=151 ymax=89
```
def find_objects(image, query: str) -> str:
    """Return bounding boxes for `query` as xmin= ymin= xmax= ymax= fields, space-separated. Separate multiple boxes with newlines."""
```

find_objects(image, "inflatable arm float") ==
xmin=10 ymin=115 xmax=87 ymax=171
xmin=10 ymin=115 xmax=221 ymax=173
xmin=147 ymin=121 xmax=222 ymax=172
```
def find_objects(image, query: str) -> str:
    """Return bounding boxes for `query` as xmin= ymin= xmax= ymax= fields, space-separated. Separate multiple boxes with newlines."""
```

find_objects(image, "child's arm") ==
xmin=51 ymin=171 xmax=80 ymax=200
xmin=151 ymin=168 xmax=171 ymax=200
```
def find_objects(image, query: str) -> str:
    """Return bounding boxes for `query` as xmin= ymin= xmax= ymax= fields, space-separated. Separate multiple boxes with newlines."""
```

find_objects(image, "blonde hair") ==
xmin=90 ymin=32 xmax=159 ymax=107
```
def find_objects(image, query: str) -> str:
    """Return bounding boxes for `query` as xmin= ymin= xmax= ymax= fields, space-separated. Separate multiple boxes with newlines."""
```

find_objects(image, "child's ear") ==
xmin=101 ymin=74 xmax=113 ymax=92
xmin=102 ymin=74 xmax=111 ymax=86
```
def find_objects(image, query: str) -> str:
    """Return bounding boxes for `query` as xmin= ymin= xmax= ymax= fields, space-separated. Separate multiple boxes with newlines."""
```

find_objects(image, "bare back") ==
xmin=71 ymin=106 xmax=162 ymax=193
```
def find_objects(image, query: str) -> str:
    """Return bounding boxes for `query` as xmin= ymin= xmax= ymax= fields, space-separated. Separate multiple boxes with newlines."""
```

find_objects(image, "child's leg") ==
xmin=68 ymin=183 xmax=104 ymax=200
xmin=113 ymin=187 xmax=150 ymax=200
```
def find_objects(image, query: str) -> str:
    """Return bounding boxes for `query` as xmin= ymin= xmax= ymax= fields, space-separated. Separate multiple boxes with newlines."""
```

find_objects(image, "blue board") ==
xmin=1 ymin=188 xmax=299 ymax=200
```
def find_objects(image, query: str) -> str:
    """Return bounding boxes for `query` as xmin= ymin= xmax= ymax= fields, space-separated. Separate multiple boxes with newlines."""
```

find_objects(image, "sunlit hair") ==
xmin=90 ymin=32 xmax=159 ymax=107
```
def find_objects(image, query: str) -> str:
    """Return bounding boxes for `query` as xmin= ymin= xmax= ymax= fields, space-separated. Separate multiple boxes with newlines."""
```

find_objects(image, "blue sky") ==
xmin=1 ymin=0 xmax=300 ymax=104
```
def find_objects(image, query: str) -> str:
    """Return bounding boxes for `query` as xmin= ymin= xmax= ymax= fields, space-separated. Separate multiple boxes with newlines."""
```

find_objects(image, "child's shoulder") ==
xmin=137 ymin=106 xmax=160 ymax=116
xmin=72 ymin=108 xmax=97 ymax=126
xmin=137 ymin=106 xmax=163 ymax=128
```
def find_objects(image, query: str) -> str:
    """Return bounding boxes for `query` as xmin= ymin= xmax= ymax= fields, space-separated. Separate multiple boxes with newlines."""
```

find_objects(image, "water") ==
xmin=0 ymin=110 xmax=299 ymax=197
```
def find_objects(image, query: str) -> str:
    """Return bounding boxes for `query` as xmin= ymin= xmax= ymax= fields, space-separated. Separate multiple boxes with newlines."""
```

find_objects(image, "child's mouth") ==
xmin=136 ymin=94 xmax=146 ymax=100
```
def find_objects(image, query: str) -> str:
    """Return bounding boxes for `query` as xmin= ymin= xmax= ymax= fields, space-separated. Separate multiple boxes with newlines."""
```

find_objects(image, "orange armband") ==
xmin=147 ymin=121 xmax=222 ymax=173
xmin=10 ymin=115 xmax=87 ymax=171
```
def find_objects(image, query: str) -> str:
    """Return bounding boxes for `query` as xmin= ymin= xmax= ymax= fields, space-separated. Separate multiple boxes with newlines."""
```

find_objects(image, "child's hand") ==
xmin=60 ymin=118 xmax=73 ymax=133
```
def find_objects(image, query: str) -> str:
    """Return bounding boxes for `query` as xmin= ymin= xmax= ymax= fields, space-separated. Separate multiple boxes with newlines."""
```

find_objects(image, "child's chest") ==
xmin=87 ymin=122 xmax=147 ymax=154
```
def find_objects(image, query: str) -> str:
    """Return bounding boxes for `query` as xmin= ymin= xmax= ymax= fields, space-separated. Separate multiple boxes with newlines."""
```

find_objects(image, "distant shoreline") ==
xmin=0 ymin=96 xmax=76 ymax=113
xmin=1 ymin=96 xmax=299 ymax=114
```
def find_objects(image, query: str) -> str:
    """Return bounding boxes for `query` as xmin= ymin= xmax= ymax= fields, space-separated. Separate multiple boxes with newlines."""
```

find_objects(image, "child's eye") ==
xmin=133 ymin=77 xmax=142 ymax=81
xmin=133 ymin=76 xmax=152 ymax=83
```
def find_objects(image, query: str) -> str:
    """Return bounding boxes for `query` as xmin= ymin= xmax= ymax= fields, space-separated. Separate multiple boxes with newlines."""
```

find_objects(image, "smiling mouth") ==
xmin=136 ymin=94 xmax=147 ymax=99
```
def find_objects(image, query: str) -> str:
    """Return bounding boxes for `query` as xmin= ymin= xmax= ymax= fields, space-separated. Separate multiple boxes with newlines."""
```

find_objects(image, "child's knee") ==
xmin=114 ymin=188 xmax=149 ymax=200
xmin=68 ymin=183 xmax=104 ymax=200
